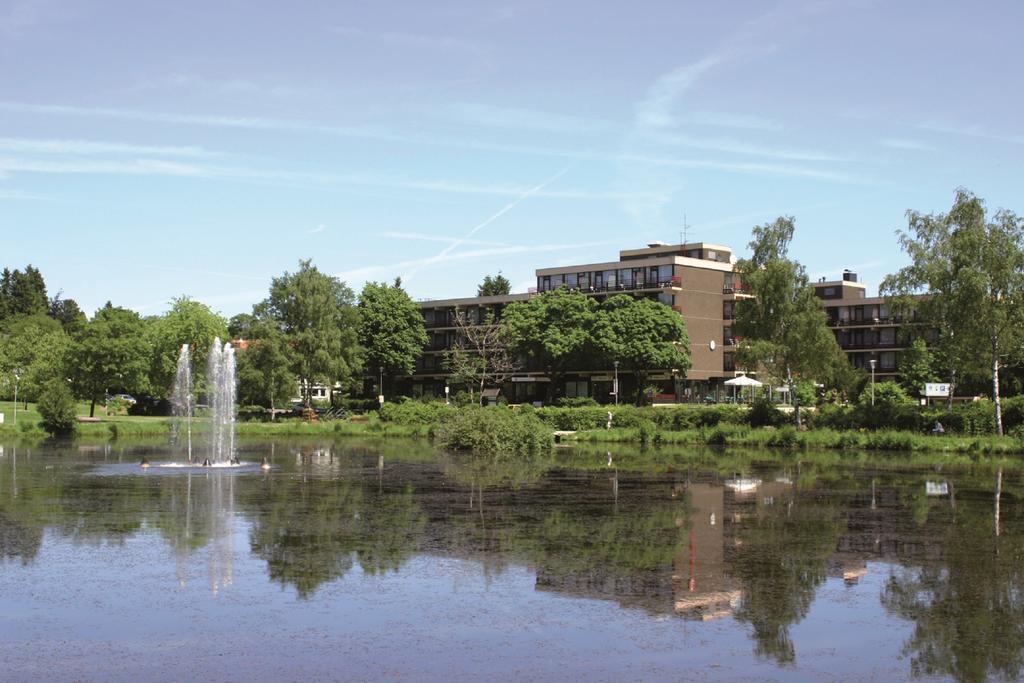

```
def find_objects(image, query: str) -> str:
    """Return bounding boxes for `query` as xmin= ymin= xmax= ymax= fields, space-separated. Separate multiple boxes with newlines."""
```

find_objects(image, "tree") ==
xmin=146 ymin=297 xmax=228 ymax=398
xmin=733 ymin=217 xmax=846 ymax=426
xmin=443 ymin=308 xmax=520 ymax=405
xmin=0 ymin=314 xmax=69 ymax=404
xmin=882 ymin=190 xmax=1024 ymax=435
xmin=236 ymin=324 xmax=295 ymax=417
xmin=593 ymin=295 xmax=691 ymax=405
xmin=227 ymin=313 xmax=257 ymax=339
xmin=37 ymin=379 xmax=78 ymax=436
xmin=899 ymin=338 xmax=938 ymax=396
xmin=261 ymin=260 xmax=361 ymax=406
xmin=357 ymin=281 xmax=427 ymax=392
xmin=502 ymin=290 xmax=598 ymax=402
xmin=477 ymin=273 xmax=512 ymax=297
xmin=48 ymin=292 xmax=86 ymax=334
xmin=69 ymin=303 xmax=151 ymax=417
xmin=0 ymin=265 xmax=48 ymax=320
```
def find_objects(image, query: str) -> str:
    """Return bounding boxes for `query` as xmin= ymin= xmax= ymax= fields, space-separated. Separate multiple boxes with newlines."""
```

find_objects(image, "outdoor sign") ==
xmin=924 ymin=383 xmax=950 ymax=397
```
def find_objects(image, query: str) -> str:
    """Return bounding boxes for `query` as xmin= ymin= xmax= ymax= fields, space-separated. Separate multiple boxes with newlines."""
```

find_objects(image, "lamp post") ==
xmin=378 ymin=367 xmax=384 ymax=406
xmin=868 ymin=358 xmax=877 ymax=407
xmin=12 ymin=369 xmax=21 ymax=426
xmin=612 ymin=360 xmax=620 ymax=406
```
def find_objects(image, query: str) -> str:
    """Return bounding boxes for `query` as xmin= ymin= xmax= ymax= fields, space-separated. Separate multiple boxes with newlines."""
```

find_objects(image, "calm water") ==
xmin=0 ymin=438 xmax=1020 ymax=682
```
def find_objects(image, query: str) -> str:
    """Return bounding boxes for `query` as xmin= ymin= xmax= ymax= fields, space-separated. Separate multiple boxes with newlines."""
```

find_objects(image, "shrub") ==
xmin=37 ymin=381 xmax=78 ymax=437
xmin=436 ymin=406 xmax=551 ymax=454
xmin=766 ymin=426 xmax=802 ymax=448
xmin=554 ymin=396 xmax=599 ymax=408
xmin=379 ymin=400 xmax=455 ymax=425
xmin=127 ymin=395 xmax=172 ymax=416
xmin=747 ymin=398 xmax=788 ymax=428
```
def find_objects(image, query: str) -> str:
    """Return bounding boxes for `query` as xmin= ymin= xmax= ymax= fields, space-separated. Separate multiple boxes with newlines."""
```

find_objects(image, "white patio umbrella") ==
xmin=724 ymin=374 xmax=763 ymax=402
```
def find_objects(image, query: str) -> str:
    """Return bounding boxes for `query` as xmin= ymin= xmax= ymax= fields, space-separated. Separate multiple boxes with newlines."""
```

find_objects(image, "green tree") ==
xmin=502 ymin=289 xmax=598 ymax=402
xmin=146 ymin=297 xmax=228 ymax=397
xmin=593 ymin=295 xmax=691 ymax=405
xmin=733 ymin=217 xmax=846 ymax=425
xmin=899 ymin=338 xmax=938 ymax=396
xmin=357 ymin=280 xmax=427 ymax=392
xmin=261 ymin=260 xmax=361 ymax=407
xmin=882 ymin=190 xmax=1024 ymax=435
xmin=0 ymin=314 xmax=69 ymax=404
xmin=236 ymin=325 xmax=295 ymax=416
xmin=477 ymin=272 xmax=512 ymax=297
xmin=47 ymin=292 xmax=86 ymax=334
xmin=227 ymin=313 xmax=257 ymax=338
xmin=37 ymin=379 xmax=78 ymax=437
xmin=0 ymin=265 xmax=48 ymax=320
xmin=69 ymin=303 xmax=151 ymax=417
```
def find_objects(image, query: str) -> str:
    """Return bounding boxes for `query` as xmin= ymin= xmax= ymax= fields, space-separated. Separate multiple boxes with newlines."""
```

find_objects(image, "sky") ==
xmin=1 ymin=0 xmax=1022 ymax=318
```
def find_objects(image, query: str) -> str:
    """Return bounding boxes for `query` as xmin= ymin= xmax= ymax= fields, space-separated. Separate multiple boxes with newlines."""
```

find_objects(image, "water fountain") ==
xmin=171 ymin=344 xmax=194 ymax=463
xmin=160 ymin=338 xmax=241 ymax=468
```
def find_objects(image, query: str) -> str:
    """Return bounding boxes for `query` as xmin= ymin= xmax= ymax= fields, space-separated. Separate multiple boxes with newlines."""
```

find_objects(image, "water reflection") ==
xmin=0 ymin=439 xmax=1022 ymax=681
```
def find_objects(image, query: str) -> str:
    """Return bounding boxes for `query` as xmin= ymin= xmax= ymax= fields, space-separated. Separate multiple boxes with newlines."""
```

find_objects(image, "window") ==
xmin=880 ymin=352 xmax=896 ymax=370
xmin=658 ymin=264 xmax=673 ymax=282
xmin=723 ymin=301 xmax=733 ymax=319
xmin=565 ymin=380 xmax=589 ymax=398
xmin=823 ymin=287 xmax=836 ymax=297
xmin=723 ymin=326 xmax=733 ymax=344
xmin=620 ymin=269 xmax=633 ymax=286
xmin=707 ymin=250 xmax=717 ymax=261
xmin=551 ymin=274 xmax=564 ymax=288
xmin=604 ymin=270 xmax=617 ymax=288
xmin=566 ymin=273 xmax=578 ymax=288
xmin=578 ymin=272 xmax=590 ymax=289
xmin=723 ymin=353 xmax=735 ymax=372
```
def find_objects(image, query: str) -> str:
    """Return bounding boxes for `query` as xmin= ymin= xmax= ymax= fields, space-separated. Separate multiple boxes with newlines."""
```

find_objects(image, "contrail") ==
xmin=402 ymin=166 xmax=569 ymax=282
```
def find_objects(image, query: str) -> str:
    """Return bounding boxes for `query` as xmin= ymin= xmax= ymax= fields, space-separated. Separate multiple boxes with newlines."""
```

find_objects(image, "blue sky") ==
xmin=1 ymin=0 xmax=1021 ymax=317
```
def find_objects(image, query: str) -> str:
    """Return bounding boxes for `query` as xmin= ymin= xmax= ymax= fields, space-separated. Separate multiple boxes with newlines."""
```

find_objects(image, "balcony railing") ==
xmin=538 ymin=276 xmax=681 ymax=295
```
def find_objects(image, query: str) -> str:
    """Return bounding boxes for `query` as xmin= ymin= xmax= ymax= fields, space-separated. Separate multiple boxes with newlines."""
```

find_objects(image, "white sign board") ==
xmin=924 ymin=383 xmax=950 ymax=398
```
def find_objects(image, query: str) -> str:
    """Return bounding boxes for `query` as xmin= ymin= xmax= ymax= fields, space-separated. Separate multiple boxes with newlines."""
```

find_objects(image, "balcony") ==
xmin=537 ymin=277 xmax=681 ymax=295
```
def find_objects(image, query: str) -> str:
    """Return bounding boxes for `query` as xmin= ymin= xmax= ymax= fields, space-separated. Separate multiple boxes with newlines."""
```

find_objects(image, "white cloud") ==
xmin=0 ymin=137 xmax=212 ymax=157
xmin=445 ymin=102 xmax=615 ymax=134
xmin=881 ymin=138 xmax=936 ymax=152
xmin=634 ymin=55 xmax=727 ymax=129
xmin=918 ymin=121 xmax=1024 ymax=145
xmin=680 ymin=111 xmax=783 ymax=131
xmin=381 ymin=232 xmax=512 ymax=247
xmin=648 ymin=131 xmax=846 ymax=162
xmin=308 ymin=224 xmax=326 ymax=234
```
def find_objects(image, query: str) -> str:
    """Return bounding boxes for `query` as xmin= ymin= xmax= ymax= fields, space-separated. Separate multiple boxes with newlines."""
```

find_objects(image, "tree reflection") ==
xmin=729 ymin=486 xmax=844 ymax=664
xmin=881 ymin=471 xmax=1024 ymax=683
xmin=246 ymin=475 xmax=427 ymax=598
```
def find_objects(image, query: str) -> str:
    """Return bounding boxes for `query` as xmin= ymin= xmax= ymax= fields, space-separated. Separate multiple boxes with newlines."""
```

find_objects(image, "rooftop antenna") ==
xmin=680 ymin=213 xmax=690 ymax=247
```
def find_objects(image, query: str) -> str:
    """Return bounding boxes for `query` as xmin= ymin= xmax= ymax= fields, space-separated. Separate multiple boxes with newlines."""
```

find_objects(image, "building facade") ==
xmin=406 ymin=242 xmax=748 ymax=404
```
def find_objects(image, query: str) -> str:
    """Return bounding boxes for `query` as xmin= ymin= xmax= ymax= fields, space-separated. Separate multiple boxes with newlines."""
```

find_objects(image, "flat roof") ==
xmin=417 ymin=293 xmax=530 ymax=308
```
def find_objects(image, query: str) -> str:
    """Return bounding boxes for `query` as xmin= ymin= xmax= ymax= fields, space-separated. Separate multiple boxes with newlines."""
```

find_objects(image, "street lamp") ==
xmin=613 ymin=360 xmax=620 ymax=406
xmin=868 ymin=358 xmax=877 ymax=407
xmin=378 ymin=366 xmax=384 ymax=406
xmin=12 ymin=368 xmax=21 ymax=426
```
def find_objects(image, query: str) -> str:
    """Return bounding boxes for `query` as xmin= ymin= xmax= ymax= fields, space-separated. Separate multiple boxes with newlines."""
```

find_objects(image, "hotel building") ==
xmin=404 ymin=243 xmax=924 ymax=403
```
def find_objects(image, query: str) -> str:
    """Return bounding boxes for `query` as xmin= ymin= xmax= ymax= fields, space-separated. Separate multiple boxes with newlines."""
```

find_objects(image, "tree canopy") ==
xmin=147 ymin=297 xmax=228 ymax=397
xmin=502 ymin=289 xmax=598 ymax=401
xmin=357 ymin=281 xmax=427 ymax=383
xmin=69 ymin=303 xmax=151 ymax=416
xmin=477 ymin=273 xmax=512 ymax=297
xmin=260 ymin=259 xmax=360 ymax=406
xmin=0 ymin=265 xmax=48 ymax=321
xmin=733 ymin=217 xmax=846 ymax=423
xmin=593 ymin=295 xmax=691 ymax=404
xmin=882 ymin=190 xmax=1024 ymax=434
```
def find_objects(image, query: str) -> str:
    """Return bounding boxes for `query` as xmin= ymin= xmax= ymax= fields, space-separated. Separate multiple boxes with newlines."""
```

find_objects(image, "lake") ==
xmin=0 ymin=437 xmax=1019 ymax=682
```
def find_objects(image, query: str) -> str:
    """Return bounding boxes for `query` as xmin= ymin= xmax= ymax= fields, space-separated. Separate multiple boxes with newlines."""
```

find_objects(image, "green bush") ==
xmin=436 ymin=406 xmax=551 ymax=454
xmin=379 ymin=400 xmax=455 ymax=425
xmin=37 ymin=381 xmax=78 ymax=437
xmin=747 ymin=398 xmax=788 ymax=428
xmin=554 ymin=396 xmax=599 ymax=407
xmin=766 ymin=426 xmax=802 ymax=448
